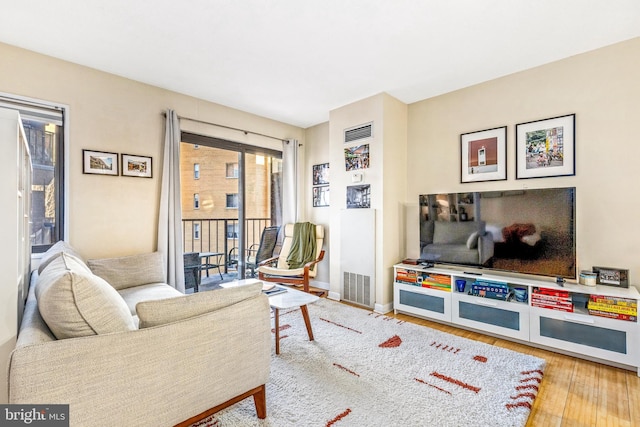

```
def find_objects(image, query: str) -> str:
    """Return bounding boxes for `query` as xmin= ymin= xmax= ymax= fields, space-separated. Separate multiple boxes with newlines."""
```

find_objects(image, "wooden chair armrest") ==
xmin=258 ymin=256 xmax=279 ymax=267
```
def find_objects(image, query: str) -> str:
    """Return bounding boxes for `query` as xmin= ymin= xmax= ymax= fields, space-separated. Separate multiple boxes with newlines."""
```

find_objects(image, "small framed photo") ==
xmin=345 ymin=144 xmax=370 ymax=171
xmin=592 ymin=266 xmax=629 ymax=288
xmin=516 ymin=114 xmax=575 ymax=179
xmin=312 ymin=163 xmax=329 ymax=185
xmin=313 ymin=185 xmax=330 ymax=207
xmin=346 ymin=184 xmax=370 ymax=209
xmin=122 ymin=154 xmax=153 ymax=178
xmin=460 ymin=126 xmax=507 ymax=183
xmin=83 ymin=150 xmax=119 ymax=176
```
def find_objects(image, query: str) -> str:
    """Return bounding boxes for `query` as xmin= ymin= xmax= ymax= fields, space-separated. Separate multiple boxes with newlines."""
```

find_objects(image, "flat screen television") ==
xmin=419 ymin=187 xmax=576 ymax=279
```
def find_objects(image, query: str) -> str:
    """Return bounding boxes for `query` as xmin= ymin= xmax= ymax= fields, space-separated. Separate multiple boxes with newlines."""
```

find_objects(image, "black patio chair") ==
xmin=246 ymin=226 xmax=280 ymax=278
xmin=183 ymin=252 xmax=201 ymax=292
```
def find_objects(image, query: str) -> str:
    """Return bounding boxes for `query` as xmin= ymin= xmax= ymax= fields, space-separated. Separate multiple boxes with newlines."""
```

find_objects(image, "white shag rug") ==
xmin=207 ymin=298 xmax=545 ymax=427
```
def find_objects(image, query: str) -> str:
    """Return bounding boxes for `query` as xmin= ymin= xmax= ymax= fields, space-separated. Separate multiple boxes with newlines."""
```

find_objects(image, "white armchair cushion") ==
xmin=88 ymin=252 xmax=166 ymax=290
xmin=35 ymin=253 xmax=136 ymax=339
xmin=136 ymin=281 xmax=264 ymax=328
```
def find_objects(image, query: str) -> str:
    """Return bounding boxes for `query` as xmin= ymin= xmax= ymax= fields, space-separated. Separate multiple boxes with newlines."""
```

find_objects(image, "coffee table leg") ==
xmin=274 ymin=308 xmax=280 ymax=355
xmin=300 ymin=305 xmax=314 ymax=342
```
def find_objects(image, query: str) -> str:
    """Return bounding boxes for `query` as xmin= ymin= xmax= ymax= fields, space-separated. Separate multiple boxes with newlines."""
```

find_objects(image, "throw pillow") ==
xmin=136 ymin=281 xmax=263 ymax=328
xmin=37 ymin=240 xmax=87 ymax=274
xmin=36 ymin=253 xmax=136 ymax=339
xmin=466 ymin=231 xmax=479 ymax=249
xmin=88 ymin=252 xmax=166 ymax=290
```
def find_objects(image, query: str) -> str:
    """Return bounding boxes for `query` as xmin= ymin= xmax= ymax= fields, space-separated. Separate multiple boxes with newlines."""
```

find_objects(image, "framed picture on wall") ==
xmin=83 ymin=149 xmax=119 ymax=176
xmin=460 ymin=126 xmax=507 ymax=183
xmin=344 ymin=144 xmax=370 ymax=171
xmin=121 ymin=154 xmax=153 ymax=178
xmin=312 ymin=163 xmax=329 ymax=185
xmin=313 ymin=185 xmax=330 ymax=207
xmin=516 ymin=114 xmax=575 ymax=179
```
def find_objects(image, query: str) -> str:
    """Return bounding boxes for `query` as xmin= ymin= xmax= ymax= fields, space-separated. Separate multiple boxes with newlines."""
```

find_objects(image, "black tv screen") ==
xmin=419 ymin=187 xmax=576 ymax=279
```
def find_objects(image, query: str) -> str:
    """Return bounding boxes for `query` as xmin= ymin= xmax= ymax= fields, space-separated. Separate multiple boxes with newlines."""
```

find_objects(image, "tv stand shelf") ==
xmin=393 ymin=264 xmax=640 ymax=374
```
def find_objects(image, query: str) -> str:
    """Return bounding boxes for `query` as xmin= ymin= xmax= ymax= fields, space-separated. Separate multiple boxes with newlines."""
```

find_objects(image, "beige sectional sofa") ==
xmin=8 ymin=242 xmax=271 ymax=426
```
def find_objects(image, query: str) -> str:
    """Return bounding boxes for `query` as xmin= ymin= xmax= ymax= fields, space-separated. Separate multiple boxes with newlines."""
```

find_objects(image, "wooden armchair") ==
xmin=257 ymin=223 xmax=324 ymax=293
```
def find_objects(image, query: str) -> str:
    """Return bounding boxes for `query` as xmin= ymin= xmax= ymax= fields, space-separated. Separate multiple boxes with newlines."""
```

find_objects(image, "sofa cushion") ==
xmin=117 ymin=283 xmax=183 ymax=316
xmin=37 ymin=240 xmax=87 ymax=274
xmin=136 ymin=281 xmax=263 ymax=328
xmin=35 ymin=253 xmax=136 ymax=339
xmin=433 ymin=221 xmax=480 ymax=245
xmin=88 ymin=252 xmax=166 ymax=290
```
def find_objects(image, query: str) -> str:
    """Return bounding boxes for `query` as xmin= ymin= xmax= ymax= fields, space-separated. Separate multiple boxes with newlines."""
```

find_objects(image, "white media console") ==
xmin=393 ymin=264 xmax=639 ymax=374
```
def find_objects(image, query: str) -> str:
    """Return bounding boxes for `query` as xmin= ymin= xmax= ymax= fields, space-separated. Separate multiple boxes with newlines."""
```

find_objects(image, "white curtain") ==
xmin=282 ymin=139 xmax=301 ymax=225
xmin=158 ymin=109 xmax=185 ymax=292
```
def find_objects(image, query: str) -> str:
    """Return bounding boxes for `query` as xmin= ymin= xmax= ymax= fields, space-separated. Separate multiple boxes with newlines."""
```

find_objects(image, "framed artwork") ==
xmin=346 ymin=184 xmax=370 ymax=209
xmin=313 ymin=185 xmax=330 ymax=207
xmin=83 ymin=149 xmax=119 ymax=176
xmin=516 ymin=114 xmax=575 ymax=179
xmin=460 ymin=126 xmax=507 ymax=183
xmin=345 ymin=144 xmax=370 ymax=171
xmin=312 ymin=163 xmax=329 ymax=185
xmin=122 ymin=154 xmax=153 ymax=178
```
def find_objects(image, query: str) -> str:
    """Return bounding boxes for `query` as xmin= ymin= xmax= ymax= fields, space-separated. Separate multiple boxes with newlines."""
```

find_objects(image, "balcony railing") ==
xmin=182 ymin=217 xmax=274 ymax=273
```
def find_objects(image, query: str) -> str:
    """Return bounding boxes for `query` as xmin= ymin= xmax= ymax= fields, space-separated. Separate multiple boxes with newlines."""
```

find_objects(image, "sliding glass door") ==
xmin=180 ymin=132 xmax=282 ymax=280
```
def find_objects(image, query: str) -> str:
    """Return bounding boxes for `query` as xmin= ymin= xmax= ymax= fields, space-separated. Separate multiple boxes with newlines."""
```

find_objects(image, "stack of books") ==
xmin=531 ymin=288 xmax=573 ymax=312
xmin=396 ymin=268 xmax=419 ymax=285
xmin=587 ymin=295 xmax=637 ymax=322
xmin=420 ymin=273 xmax=451 ymax=292
xmin=470 ymin=280 xmax=510 ymax=301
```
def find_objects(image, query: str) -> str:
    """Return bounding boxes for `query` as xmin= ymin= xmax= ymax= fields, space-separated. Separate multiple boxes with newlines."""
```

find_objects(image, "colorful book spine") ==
xmin=587 ymin=309 xmax=637 ymax=322
xmin=587 ymin=301 xmax=637 ymax=316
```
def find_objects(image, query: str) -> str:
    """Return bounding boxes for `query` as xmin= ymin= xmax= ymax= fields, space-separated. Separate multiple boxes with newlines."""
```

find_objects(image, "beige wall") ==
xmin=0 ymin=42 xmax=303 ymax=259
xmin=304 ymin=122 xmax=331 ymax=286
xmin=405 ymin=37 xmax=640 ymax=281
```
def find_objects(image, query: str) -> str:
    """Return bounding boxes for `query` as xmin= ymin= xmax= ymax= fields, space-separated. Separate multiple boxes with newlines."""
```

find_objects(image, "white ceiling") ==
xmin=1 ymin=1 xmax=639 ymax=128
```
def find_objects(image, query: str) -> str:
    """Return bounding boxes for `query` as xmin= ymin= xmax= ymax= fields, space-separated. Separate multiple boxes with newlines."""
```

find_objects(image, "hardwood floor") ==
xmin=383 ymin=309 xmax=640 ymax=427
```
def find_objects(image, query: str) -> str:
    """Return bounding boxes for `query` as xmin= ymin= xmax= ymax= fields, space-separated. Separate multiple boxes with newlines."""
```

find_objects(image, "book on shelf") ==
xmin=587 ymin=301 xmax=637 ymax=316
xmin=589 ymin=295 xmax=638 ymax=308
xmin=587 ymin=309 xmax=637 ymax=322
xmin=531 ymin=302 xmax=574 ymax=312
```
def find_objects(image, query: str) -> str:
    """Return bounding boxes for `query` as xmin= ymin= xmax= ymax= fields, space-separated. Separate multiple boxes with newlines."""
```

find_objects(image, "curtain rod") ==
xmin=163 ymin=112 xmax=288 ymax=142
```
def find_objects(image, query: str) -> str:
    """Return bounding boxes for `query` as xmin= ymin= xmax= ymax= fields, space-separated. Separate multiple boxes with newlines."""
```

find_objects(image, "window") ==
xmin=194 ymin=193 xmax=200 ymax=209
xmin=1 ymin=95 xmax=66 ymax=253
xmin=194 ymin=163 xmax=200 ymax=179
xmin=193 ymin=223 xmax=200 ymax=240
xmin=226 ymin=193 xmax=238 ymax=209
xmin=226 ymin=223 xmax=239 ymax=239
xmin=226 ymin=162 xmax=238 ymax=178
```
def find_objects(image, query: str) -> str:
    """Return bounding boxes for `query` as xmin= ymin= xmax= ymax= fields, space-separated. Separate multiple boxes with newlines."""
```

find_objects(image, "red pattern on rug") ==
xmin=414 ymin=377 xmax=452 ymax=395
xmin=473 ymin=355 xmax=488 ymax=363
xmin=190 ymin=414 xmax=220 ymax=427
xmin=333 ymin=363 xmax=359 ymax=377
xmin=379 ymin=335 xmax=402 ymax=348
xmin=430 ymin=371 xmax=481 ymax=393
xmin=368 ymin=312 xmax=406 ymax=324
xmin=430 ymin=341 xmax=461 ymax=354
xmin=326 ymin=408 xmax=351 ymax=426
xmin=320 ymin=317 xmax=362 ymax=334
xmin=506 ymin=370 xmax=544 ymax=411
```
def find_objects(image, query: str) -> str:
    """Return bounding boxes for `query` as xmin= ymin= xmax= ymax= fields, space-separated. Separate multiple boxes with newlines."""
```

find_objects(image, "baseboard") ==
xmin=310 ymin=280 xmax=329 ymax=290
xmin=327 ymin=291 xmax=341 ymax=301
xmin=374 ymin=302 xmax=393 ymax=314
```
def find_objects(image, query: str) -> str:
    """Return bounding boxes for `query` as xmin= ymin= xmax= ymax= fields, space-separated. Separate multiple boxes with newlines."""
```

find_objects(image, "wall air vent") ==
xmin=344 ymin=122 xmax=373 ymax=143
xmin=342 ymin=272 xmax=372 ymax=308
